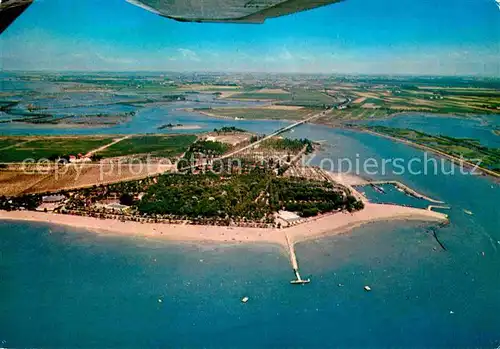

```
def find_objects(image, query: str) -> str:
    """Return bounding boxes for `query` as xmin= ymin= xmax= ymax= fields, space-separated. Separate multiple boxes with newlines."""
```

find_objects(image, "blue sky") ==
xmin=1 ymin=0 xmax=499 ymax=75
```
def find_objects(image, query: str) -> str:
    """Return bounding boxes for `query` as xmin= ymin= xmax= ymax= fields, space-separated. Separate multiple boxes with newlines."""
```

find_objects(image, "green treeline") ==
xmin=1 ymin=168 xmax=365 ymax=225
xmin=184 ymin=140 xmax=230 ymax=159
xmin=213 ymin=126 xmax=247 ymax=133
xmin=138 ymin=170 xmax=273 ymax=222
xmin=262 ymin=138 xmax=314 ymax=153
xmin=137 ymin=169 xmax=364 ymax=222
xmin=268 ymin=177 xmax=364 ymax=217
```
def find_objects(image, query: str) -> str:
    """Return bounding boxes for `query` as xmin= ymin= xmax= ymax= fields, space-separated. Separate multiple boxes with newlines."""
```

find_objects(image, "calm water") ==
xmin=1 ymin=98 xmax=499 ymax=347
xmin=0 ymin=87 xmax=287 ymax=136
xmin=0 ymin=101 xmax=290 ymax=136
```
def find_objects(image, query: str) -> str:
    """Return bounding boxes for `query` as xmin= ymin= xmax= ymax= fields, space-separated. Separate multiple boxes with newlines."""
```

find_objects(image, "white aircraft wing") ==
xmin=126 ymin=0 xmax=344 ymax=23
xmin=0 ymin=0 xmax=344 ymax=34
xmin=0 ymin=0 xmax=34 ymax=34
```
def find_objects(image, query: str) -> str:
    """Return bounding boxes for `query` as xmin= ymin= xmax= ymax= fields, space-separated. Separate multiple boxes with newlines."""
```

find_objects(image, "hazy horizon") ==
xmin=3 ymin=70 xmax=500 ymax=79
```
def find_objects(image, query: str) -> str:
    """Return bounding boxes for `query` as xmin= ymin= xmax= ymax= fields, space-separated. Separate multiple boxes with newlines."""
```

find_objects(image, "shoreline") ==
xmin=0 ymin=203 xmax=448 ymax=248
xmin=190 ymin=109 xmax=298 ymax=124
xmin=354 ymin=127 xmax=500 ymax=179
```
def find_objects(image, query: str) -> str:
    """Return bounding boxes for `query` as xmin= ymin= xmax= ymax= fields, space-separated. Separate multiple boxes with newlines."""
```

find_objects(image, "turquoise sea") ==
xmin=1 ymin=94 xmax=499 ymax=347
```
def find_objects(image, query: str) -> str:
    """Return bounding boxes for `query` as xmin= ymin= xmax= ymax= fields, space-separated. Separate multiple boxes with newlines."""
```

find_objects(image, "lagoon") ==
xmin=0 ymin=87 xmax=499 ymax=347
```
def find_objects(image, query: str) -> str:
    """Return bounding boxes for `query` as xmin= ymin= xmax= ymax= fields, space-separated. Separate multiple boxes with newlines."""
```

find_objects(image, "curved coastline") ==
xmin=0 ymin=203 xmax=448 ymax=248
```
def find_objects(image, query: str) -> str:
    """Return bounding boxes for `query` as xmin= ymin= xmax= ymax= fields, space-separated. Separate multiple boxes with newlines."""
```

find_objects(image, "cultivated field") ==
xmin=0 ymin=163 xmax=175 ymax=196
xmin=228 ymin=91 xmax=292 ymax=101
xmin=0 ymin=136 xmax=115 ymax=162
xmin=96 ymin=135 xmax=197 ymax=158
xmin=332 ymin=83 xmax=500 ymax=117
xmin=0 ymin=138 xmax=28 ymax=150
xmin=197 ymin=107 xmax=315 ymax=120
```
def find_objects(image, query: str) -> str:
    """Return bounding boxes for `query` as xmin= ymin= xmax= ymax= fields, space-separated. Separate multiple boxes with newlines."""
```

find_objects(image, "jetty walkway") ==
xmin=285 ymin=232 xmax=310 ymax=285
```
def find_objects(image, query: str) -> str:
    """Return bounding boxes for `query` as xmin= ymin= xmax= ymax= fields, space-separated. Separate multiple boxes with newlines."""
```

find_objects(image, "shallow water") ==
xmin=0 ymin=94 xmax=284 ymax=136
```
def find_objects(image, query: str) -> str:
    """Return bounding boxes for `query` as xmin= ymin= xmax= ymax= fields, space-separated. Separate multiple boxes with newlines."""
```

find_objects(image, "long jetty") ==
xmin=285 ymin=233 xmax=310 ymax=285
xmin=180 ymin=109 xmax=332 ymax=173
xmin=219 ymin=108 xmax=333 ymax=161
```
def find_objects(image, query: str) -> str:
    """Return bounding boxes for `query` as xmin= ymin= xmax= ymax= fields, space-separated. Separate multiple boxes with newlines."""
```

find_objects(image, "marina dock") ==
xmin=367 ymin=180 xmax=444 ymax=204
xmin=341 ymin=177 xmax=445 ymax=204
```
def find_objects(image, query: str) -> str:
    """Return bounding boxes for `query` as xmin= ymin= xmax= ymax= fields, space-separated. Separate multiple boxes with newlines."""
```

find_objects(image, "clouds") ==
xmin=95 ymin=53 xmax=137 ymax=65
xmin=1 ymin=30 xmax=139 ymax=71
xmin=1 ymin=28 xmax=498 ymax=76
xmin=177 ymin=48 xmax=200 ymax=61
xmin=1 ymin=0 xmax=498 ymax=75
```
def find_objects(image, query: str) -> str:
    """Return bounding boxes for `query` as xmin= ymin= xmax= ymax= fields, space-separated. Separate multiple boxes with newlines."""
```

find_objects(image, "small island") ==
xmin=158 ymin=123 xmax=201 ymax=130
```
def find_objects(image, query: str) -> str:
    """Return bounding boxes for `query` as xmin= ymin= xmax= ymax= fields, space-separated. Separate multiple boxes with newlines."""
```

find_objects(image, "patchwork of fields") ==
xmin=0 ymin=136 xmax=115 ymax=162
xmin=0 ymin=135 xmax=198 ymax=163
xmin=198 ymin=107 xmax=315 ymax=120
xmin=0 ymin=134 xmax=197 ymax=195
xmin=96 ymin=135 xmax=197 ymax=158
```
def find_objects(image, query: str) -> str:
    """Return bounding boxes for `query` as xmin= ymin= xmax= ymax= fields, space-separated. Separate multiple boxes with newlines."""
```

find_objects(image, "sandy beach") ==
xmin=170 ymin=125 xmax=202 ymax=130
xmin=0 ymin=203 xmax=447 ymax=248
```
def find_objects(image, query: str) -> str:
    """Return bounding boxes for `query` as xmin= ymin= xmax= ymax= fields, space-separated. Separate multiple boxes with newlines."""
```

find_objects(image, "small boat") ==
xmin=241 ymin=296 xmax=249 ymax=303
xmin=463 ymin=209 xmax=473 ymax=215
xmin=364 ymin=286 xmax=372 ymax=292
xmin=371 ymin=184 xmax=386 ymax=194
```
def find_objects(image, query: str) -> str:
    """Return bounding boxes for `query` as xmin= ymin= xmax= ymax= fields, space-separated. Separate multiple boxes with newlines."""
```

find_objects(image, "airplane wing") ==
xmin=0 ymin=0 xmax=33 ymax=34
xmin=126 ymin=0 xmax=344 ymax=23
xmin=0 ymin=0 xmax=344 ymax=34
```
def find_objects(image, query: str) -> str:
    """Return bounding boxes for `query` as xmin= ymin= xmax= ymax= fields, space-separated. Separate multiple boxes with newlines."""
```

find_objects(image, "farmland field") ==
xmin=199 ymin=107 xmax=315 ymax=120
xmin=228 ymin=92 xmax=292 ymax=100
xmin=96 ymin=135 xmax=197 ymax=158
xmin=279 ymin=89 xmax=340 ymax=107
xmin=0 ymin=163 xmax=175 ymax=196
xmin=0 ymin=138 xmax=28 ymax=150
xmin=0 ymin=137 xmax=115 ymax=162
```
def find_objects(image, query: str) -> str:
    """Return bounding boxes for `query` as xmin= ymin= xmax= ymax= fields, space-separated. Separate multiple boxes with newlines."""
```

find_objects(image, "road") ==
xmin=85 ymin=135 xmax=132 ymax=157
xmin=177 ymin=108 xmax=332 ymax=172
